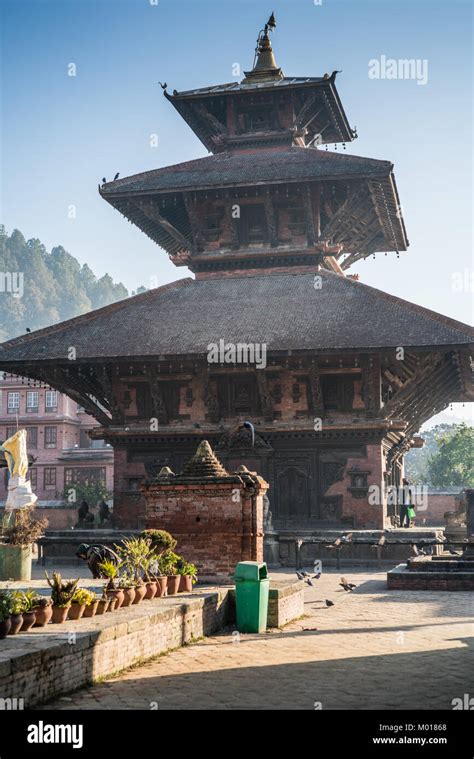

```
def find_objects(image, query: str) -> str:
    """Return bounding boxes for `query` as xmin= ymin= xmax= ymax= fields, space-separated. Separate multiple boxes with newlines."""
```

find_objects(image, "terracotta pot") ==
xmin=0 ymin=618 xmax=11 ymax=638
xmin=34 ymin=605 xmax=53 ymax=627
xmin=121 ymin=588 xmax=136 ymax=607
xmin=155 ymin=576 xmax=167 ymax=597
xmin=167 ymin=576 xmax=180 ymax=596
xmin=106 ymin=589 xmax=124 ymax=609
xmin=68 ymin=603 xmax=85 ymax=621
xmin=8 ymin=614 xmax=23 ymax=635
xmin=20 ymin=610 xmax=37 ymax=632
xmin=83 ymin=600 xmax=99 ymax=618
xmin=132 ymin=584 xmax=146 ymax=604
xmin=144 ymin=581 xmax=157 ymax=600
xmin=52 ymin=605 xmax=70 ymax=624
xmin=179 ymin=575 xmax=193 ymax=593
xmin=96 ymin=598 xmax=110 ymax=615
xmin=106 ymin=597 xmax=117 ymax=612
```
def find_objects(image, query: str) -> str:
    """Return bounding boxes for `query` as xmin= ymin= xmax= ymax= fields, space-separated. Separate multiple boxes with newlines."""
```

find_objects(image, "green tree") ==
xmin=428 ymin=423 xmax=474 ymax=487
xmin=405 ymin=424 xmax=457 ymax=485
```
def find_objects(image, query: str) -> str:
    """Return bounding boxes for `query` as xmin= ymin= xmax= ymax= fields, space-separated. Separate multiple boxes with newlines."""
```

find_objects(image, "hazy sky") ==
xmin=1 ymin=0 xmax=472 ymax=427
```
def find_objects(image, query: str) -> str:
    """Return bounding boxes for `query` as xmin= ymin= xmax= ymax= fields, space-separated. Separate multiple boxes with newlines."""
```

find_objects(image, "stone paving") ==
xmin=41 ymin=568 xmax=474 ymax=711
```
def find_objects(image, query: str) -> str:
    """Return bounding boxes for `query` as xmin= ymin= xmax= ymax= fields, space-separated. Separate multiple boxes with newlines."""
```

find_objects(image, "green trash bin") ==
xmin=233 ymin=561 xmax=269 ymax=633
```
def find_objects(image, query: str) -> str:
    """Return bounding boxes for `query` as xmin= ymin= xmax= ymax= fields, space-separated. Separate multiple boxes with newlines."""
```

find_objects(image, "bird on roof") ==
xmin=447 ymin=547 xmax=461 ymax=556
xmin=102 ymin=177 xmax=106 ymax=184
xmin=326 ymin=537 xmax=342 ymax=550
xmin=113 ymin=172 xmax=120 ymax=181
xmin=242 ymin=420 xmax=255 ymax=447
xmin=158 ymin=82 xmax=167 ymax=90
xmin=26 ymin=328 xmax=31 ymax=333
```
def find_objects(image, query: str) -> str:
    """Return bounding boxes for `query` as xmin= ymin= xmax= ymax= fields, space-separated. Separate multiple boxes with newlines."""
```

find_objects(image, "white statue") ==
xmin=1 ymin=429 xmax=38 ymax=510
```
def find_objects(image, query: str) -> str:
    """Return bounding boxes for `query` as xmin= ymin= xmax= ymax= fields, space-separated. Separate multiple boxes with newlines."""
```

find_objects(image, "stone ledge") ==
xmin=387 ymin=564 xmax=474 ymax=591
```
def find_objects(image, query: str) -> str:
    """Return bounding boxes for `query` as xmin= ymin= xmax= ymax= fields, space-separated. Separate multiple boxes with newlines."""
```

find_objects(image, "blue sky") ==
xmin=1 ymin=0 xmax=472 ymax=424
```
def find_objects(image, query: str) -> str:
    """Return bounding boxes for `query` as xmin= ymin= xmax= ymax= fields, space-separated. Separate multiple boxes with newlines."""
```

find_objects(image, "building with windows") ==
xmin=0 ymin=373 xmax=114 ymax=528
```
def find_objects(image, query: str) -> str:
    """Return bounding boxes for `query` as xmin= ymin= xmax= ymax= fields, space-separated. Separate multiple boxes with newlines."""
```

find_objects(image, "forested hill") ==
xmin=0 ymin=227 xmax=132 ymax=342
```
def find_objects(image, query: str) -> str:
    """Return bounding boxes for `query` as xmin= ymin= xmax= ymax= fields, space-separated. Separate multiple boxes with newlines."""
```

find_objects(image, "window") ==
xmin=238 ymin=205 xmax=268 ymax=246
xmin=45 ymin=390 xmax=58 ymax=411
xmin=26 ymin=391 xmax=39 ymax=411
xmin=44 ymin=467 xmax=56 ymax=487
xmin=5 ymin=426 xmax=16 ymax=440
xmin=64 ymin=467 xmax=106 ymax=487
xmin=44 ymin=426 xmax=57 ymax=449
xmin=29 ymin=468 xmax=37 ymax=488
xmin=321 ymin=375 xmax=355 ymax=412
xmin=26 ymin=427 xmax=38 ymax=449
xmin=7 ymin=392 xmax=20 ymax=414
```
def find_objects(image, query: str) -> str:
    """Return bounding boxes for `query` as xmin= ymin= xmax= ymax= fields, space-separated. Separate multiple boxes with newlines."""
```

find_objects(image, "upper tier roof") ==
xmin=0 ymin=271 xmax=471 ymax=364
xmin=171 ymin=76 xmax=330 ymax=98
xmin=100 ymin=147 xmax=393 ymax=195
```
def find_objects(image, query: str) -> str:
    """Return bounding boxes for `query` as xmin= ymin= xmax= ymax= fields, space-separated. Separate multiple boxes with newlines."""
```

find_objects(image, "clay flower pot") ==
xmin=167 ymin=576 xmax=180 ymax=596
xmin=0 ymin=618 xmax=12 ymax=638
xmin=155 ymin=576 xmax=167 ymax=597
xmin=106 ymin=597 xmax=117 ymax=612
xmin=96 ymin=598 xmax=110 ymax=615
xmin=34 ymin=605 xmax=53 ymax=627
xmin=20 ymin=610 xmax=37 ymax=632
xmin=144 ymin=581 xmax=157 ymax=600
xmin=8 ymin=614 xmax=23 ymax=635
xmin=179 ymin=575 xmax=193 ymax=593
xmin=52 ymin=605 xmax=70 ymax=624
xmin=132 ymin=584 xmax=146 ymax=604
xmin=106 ymin=589 xmax=124 ymax=609
xmin=83 ymin=600 xmax=99 ymax=618
xmin=121 ymin=588 xmax=136 ymax=607
xmin=68 ymin=603 xmax=85 ymax=621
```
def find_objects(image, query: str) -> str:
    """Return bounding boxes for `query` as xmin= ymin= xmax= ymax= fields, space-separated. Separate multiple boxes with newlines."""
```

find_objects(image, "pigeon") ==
xmin=325 ymin=599 xmax=334 ymax=607
xmin=326 ymin=537 xmax=342 ymax=550
xmin=339 ymin=576 xmax=356 ymax=592
xmin=26 ymin=327 xmax=31 ymax=333
xmin=102 ymin=177 xmax=106 ymax=184
xmin=312 ymin=573 xmax=321 ymax=580
xmin=304 ymin=577 xmax=313 ymax=587
xmin=378 ymin=535 xmax=386 ymax=546
xmin=113 ymin=172 xmax=120 ymax=181
xmin=411 ymin=544 xmax=428 ymax=556
xmin=296 ymin=571 xmax=305 ymax=580
xmin=341 ymin=533 xmax=353 ymax=544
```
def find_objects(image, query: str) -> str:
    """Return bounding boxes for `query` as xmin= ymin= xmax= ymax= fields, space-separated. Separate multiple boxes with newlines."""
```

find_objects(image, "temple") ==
xmin=0 ymin=16 xmax=472 ymax=543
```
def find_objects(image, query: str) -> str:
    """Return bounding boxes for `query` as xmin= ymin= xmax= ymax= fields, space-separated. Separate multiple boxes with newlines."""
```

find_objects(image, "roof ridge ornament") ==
xmin=242 ymin=12 xmax=283 ymax=84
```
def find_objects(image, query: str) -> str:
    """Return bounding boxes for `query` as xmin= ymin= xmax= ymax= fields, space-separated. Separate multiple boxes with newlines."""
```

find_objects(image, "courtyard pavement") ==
xmin=40 ymin=567 xmax=474 ymax=711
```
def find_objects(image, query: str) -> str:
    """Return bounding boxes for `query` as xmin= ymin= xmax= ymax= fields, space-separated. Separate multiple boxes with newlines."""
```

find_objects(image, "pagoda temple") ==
xmin=0 ymin=16 xmax=472 ymax=538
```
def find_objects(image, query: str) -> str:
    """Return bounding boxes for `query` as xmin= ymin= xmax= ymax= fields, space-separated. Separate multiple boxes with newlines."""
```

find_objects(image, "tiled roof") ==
xmin=170 ymin=76 xmax=329 ymax=98
xmin=101 ymin=147 xmax=393 ymax=196
xmin=0 ymin=271 xmax=471 ymax=364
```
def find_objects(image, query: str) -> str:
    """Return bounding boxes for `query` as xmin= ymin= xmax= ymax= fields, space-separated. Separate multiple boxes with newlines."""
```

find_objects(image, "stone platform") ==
xmin=0 ymin=577 xmax=303 ymax=707
xmin=387 ymin=554 xmax=474 ymax=591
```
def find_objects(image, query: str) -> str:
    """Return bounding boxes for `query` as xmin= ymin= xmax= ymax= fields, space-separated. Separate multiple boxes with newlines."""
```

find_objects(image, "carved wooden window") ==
xmin=134 ymin=381 xmax=180 ymax=421
xmin=216 ymin=375 xmax=261 ymax=417
xmin=321 ymin=375 xmax=354 ymax=411
xmin=238 ymin=205 xmax=268 ymax=245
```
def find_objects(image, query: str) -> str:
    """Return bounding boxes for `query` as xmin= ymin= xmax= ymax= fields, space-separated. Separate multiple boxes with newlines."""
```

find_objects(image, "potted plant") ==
xmin=159 ymin=550 xmax=180 ymax=596
xmin=106 ymin=595 xmax=117 ymax=612
xmin=0 ymin=508 xmax=48 ymax=581
xmin=116 ymin=573 xmax=136 ymax=607
xmin=141 ymin=531 xmax=178 ymax=597
xmin=69 ymin=587 xmax=94 ymax=620
xmin=0 ymin=590 xmax=13 ymax=638
xmin=95 ymin=592 xmax=110 ymax=615
xmin=8 ymin=590 xmax=25 ymax=635
xmin=20 ymin=589 xmax=39 ymax=631
xmin=32 ymin=596 xmax=53 ymax=627
xmin=45 ymin=570 xmax=79 ymax=623
xmin=99 ymin=560 xmax=124 ymax=609
xmin=115 ymin=537 xmax=151 ymax=603
xmin=176 ymin=558 xmax=198 ymax=593
xmin=82 ymin=590 xmax=99 ymax=618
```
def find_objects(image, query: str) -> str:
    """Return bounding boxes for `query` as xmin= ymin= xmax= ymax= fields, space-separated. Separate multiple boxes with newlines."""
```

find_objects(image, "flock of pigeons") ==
xmin=295 ymin=563 xmax=358 ymax=608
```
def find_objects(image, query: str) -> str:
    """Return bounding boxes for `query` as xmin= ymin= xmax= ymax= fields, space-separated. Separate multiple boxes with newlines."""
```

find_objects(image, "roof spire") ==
xmin=242 ymin=13 xmax=283 ymax=84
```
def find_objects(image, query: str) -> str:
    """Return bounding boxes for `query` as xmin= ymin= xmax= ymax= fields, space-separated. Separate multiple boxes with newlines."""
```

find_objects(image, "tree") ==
xmin=405 ymin=424 xmax=457 ymax=485
xmin=428 ymin=423 xmax=474 ymax=487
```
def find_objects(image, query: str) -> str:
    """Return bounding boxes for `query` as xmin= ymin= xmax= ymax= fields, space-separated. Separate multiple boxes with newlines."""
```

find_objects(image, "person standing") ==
xmin=399 ymin=478 xmax=414 ymax=528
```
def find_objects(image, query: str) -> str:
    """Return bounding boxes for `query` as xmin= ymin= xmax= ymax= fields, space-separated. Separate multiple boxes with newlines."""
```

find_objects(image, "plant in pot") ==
xmin=158 ymin=550 xmax=181 ymax=596
xmin=45 ymin=571 xmax=79 ymax=623
xmin=8 ymin=590 xmax=25 ymax=635
xmin=69 ymin=587 xmax=95 ymax=621
xmin=83 ymin=592 xmax=99 ymax=618
xmin=0 ymin=590 xmax=14 ymax=638
xmin=20 ymin=589 xmax=40 ymax=631
xmin=176 ymin=558 xmax=198 ymax=593
xmin=115 ymin=537 xmax=152 ymax=604
xmin=141 ymin=530 xmax=177 ymax=597
xmin=0 ymin=508 xmax=48 ymax=581
xmin=32 ymin=596 xmax=53 ymax=627
xmin=116 ymin=572 xmax=136 ymax=607
xmin=95 ymin=591 xmax=110 ymax=615
xmin=98 ymin=560 xmax=124 ymax=609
